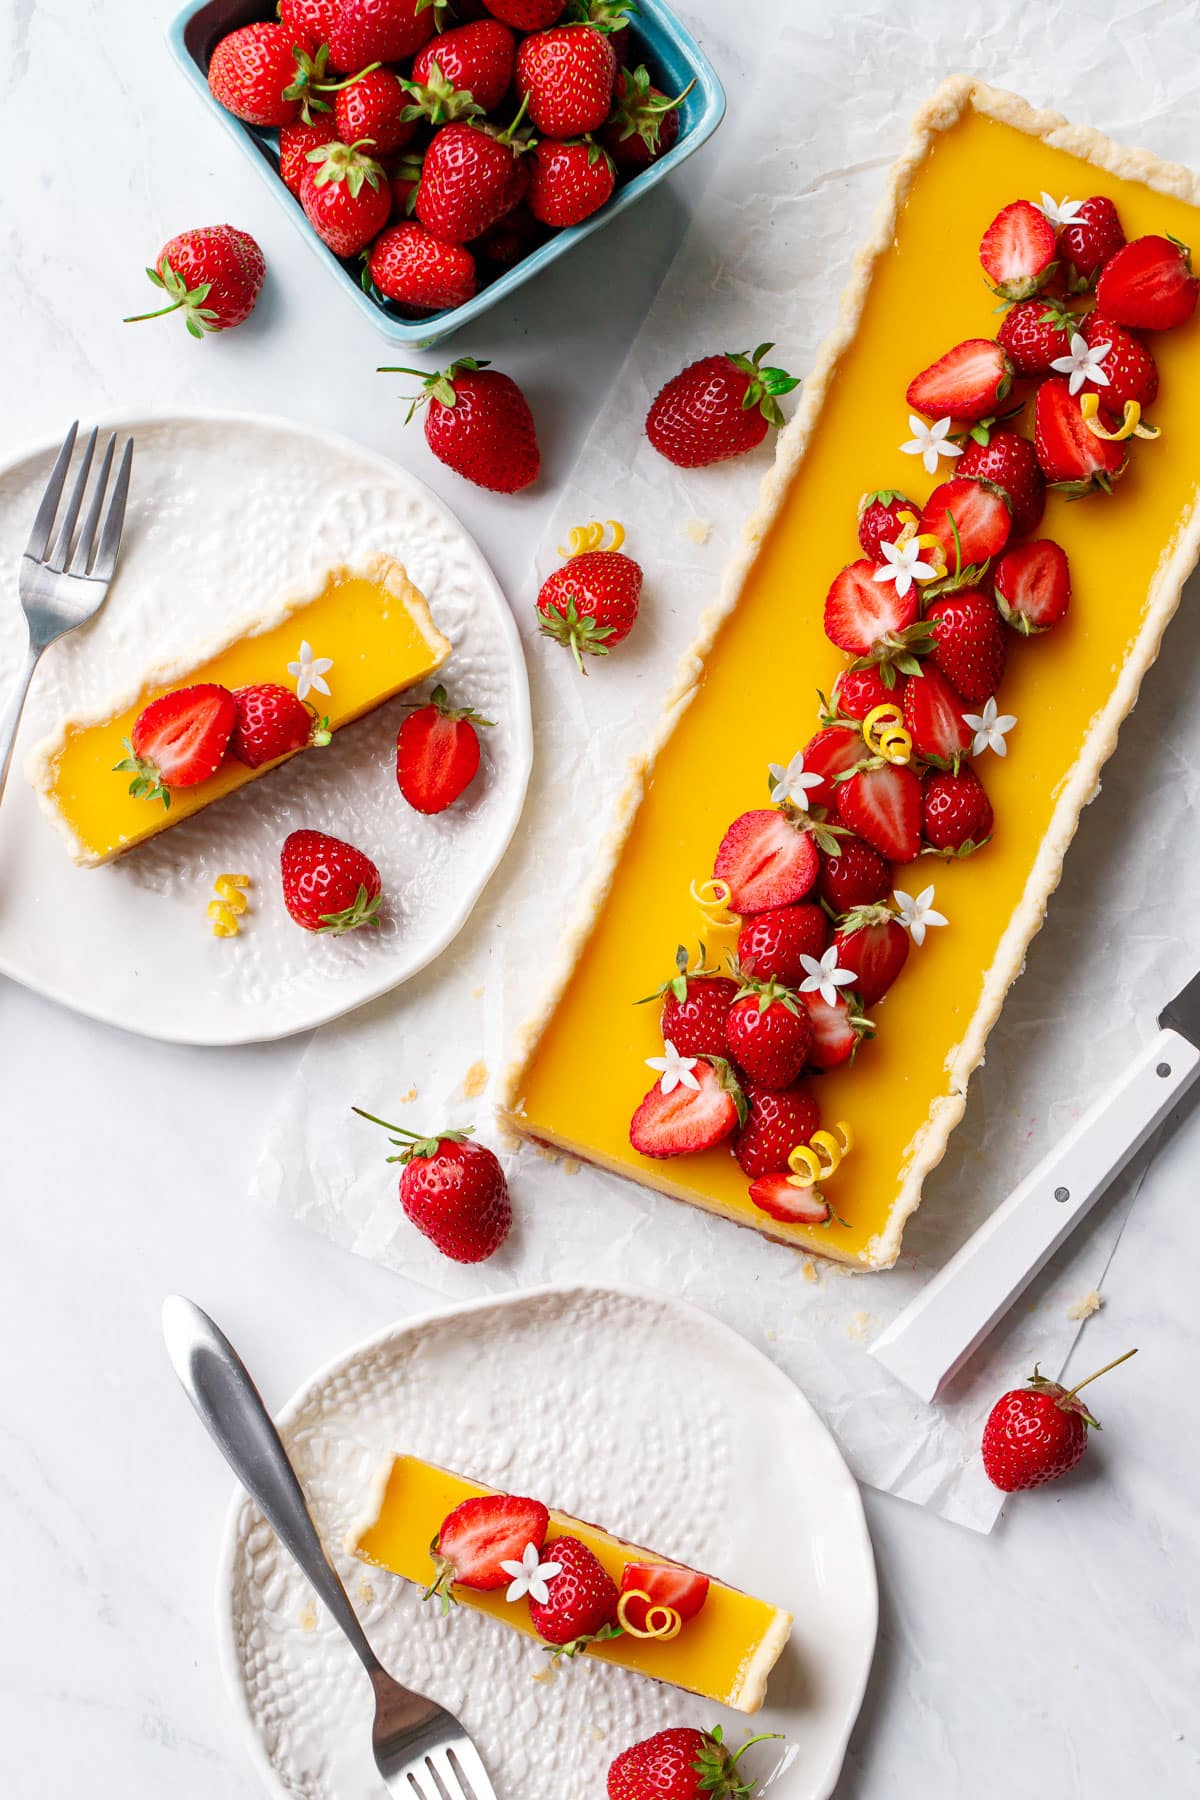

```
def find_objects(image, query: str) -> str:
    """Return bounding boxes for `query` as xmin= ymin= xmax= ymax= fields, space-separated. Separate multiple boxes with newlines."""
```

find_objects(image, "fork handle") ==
xmin=0 ymin=636 xmax=39 ymax=803
xmin=162 ymin=1296 xmax=382 ymax=1677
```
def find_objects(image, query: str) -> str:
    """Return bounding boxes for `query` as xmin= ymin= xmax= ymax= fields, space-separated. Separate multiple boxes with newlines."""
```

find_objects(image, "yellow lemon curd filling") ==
xmin=507 ymin=108 xmax=1200 ymax=1266
xmin=350 ymin=1454 xmax=792 ymax=1713
xmin=30 ymin=555 xmax=450 ymax=866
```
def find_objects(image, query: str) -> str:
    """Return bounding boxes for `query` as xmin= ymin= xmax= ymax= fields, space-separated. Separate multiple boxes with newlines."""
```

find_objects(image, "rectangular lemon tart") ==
xmin=350 ymin=1453 xmax=792 ymax=1713
xmin=502 ymin=78 xmax=1200 ymax=1269
xmin=26 ymin=552 xmax=451 ymax=866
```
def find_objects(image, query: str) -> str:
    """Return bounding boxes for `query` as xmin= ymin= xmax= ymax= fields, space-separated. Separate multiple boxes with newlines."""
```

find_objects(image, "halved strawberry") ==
xmin=823 ymin=558 xmax=918 ymax=656
xmin=629 ymin=1057 xmax=746 ymax=1158
xmin=994 ymin=538 xmax=1071 ymax=634
xmin=922 ymin=764 xmax=994 ymax=854
xmin=1079 ymin=312 xmax=1159 ymax=410
xmin=116 ymin=682 xmax=237 ymax=806
xmin=396 ymin=684 xmax=492 ymax=814
xmin=816 ymin=834 xmax=892 ymax=914
xmin=748 ymin=1172 xmax=831 ymax=1225
xmin=957 ymin=428 xmax=1045 ymax=536
xmin=900 ymin=663 xmax=973 ymax=762
xmin=1057 ymin=196 xmax=1124 ymax=283
xmin=835 ymin=761 xmax=922 ymax=863
xmin=857 ymin=489 xmax=914 ymax=560
xmin=724 ymin=974 xmax=813 ymax=1090
xmin=1095 ymin=233 xmax=1199 ymax=330
xmin=736 ymin=903 xmax=828 ymax=985
xmin=906 ymin=339 xmax=1012 ymax=423
xmin=917 ymin=478 xmax=1011 ymax=576
xmin=980 ymin=199 xmax=1057 ymax=300
xmin=798 ymin=723 xmax=864 ymax=809
xmin=1033 ymin=377 xmax=1125 ymax=494
xmin=827 ymin=665 xmax=894 ymax=722
xmin=832 ymin=905 xmax=909 ymax=1005
xmin=639 ymin=945 xmax=737 ymax=1059
xmin=733 ymin=1079 xmax=820 ymax=1179
xmin=924 ymin=590 xmax=1006 ymax=706
xmin=996 ymin=296 xmax=1075 ymax=377
xmin=618 ymin=1561 xmax=710 ymax=1633
xmin=425 ymin=1493 xmax=550 ymax=1612
xmin=714 ymin=809 xmax=821 ymax=914
xmin=799 ymin=988 xmax=874 ymax=1069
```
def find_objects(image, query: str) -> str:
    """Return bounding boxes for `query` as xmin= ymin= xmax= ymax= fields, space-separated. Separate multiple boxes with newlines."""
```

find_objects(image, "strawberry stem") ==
xmin=1062 ymin=1346 xmax=1138 ymax=1404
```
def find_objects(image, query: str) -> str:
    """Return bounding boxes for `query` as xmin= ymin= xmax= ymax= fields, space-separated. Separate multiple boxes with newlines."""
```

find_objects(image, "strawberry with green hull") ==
xmin=280 ymin=119 xmax=339 ymax=195
xmin=231 ymin=682 xmax=329 ymax=768
xmin=115 ymin=683 xmax=237 ymax=806
xmin=516 ymin=22 xmax=617 ymax=135
xmin=835 ymin=760 xmax=922 ymax=863
xmin=326 ymin=0 xmax=435 ymax=71
xmin=832 ymin=906 xmax=909 ymax=1004
xmin=408 ymin=19 xmax=517 ymax=117
xmin=981 ymin=1349 xmax=1137 ymax=1492
xmin=733 ymin=1080 xmax=820 ymax=1179
xmin=528 ymin=1535 xmax=620 ymax=1654
xmin=354 ymin=1110 xmax=513 ymax=1261
xmin=537 ymin=545 xmax=643 ymax=670
xmin=208 ymin=22 xmax=306 ymax=127
xmin=956 ymin=428 xmax=1045 ymax=537
xmin=994 ymin=538 xmax=1071 ymax=634
xmin=414 ymin=112 xmax=532 ymax=245
xmin=396 ymin=685 xmax=492 ymax=813
xmin=1056 ymin=195 xmax=1124 ymax=284
xmin=1079 ymin=312 xmax=1159 ymax=411
xmin=823 ymin=559 xmax=922 ymax=673
xmin=646 ymin=343 xmax=800 ymax=468
xmin=906 ymin=339 xmax=1012 ymax=423
xmin=816 ymin=834 xmax=892 ymax=914
xmin=383 ymin=357 xmax=540 ymax=493
xmin=900 ymin=662 xmax=974 ymax=763
xmin=368 ymin=222 xmax=477 ymax=313
xmin=609 ymin=1725 xmax=784 ymax=1800
xmin=124 ymin=226 xmax=265 ymax=339
xmin=424 ymin=1493 xmax=550 ymax=1611
xmin=922 ymin=764 xmax=993 ymax=855
xmin=724 ymin=972 xmax=813 ymax=1090
xmin=281 ymin=830 xmax=382 ymax=934
xmin=528 ymin=139 xmax=616 ymax=228
xmin=925 ymin=589 xmax=1007 ymax=707
xmin=629 ymin=1054 xmax=747 ymax=1157
xmin=996 ymin=296 xmax=1075 ymax=377
xmin=300 ymin=139 xmax=391 ymax=257
xmin=600 ymin=65 xmax=693 ymax=172
xmin=917 ymin=478 xmax=1011 ymax=575
xmin=1096 ymin=234 xmax=1199 ymax=330
xmin=736 ymin=904 xmax=828 ymax=986
xmin=1034 ymin=376 xmax=1125 ymax=493
xmin=799 ymin=988 xmax=874 ymax=1069
xmin=827 ymin=665 xmax=894 ymax=722
xmin=334 ymin=68 xmax=418 ymax=157
xmin=856 ymin=490 xmax=915 ymax=561
xmin=639 ymin=945 xmax=738 ymax=1059
xmin=979 ymin=198 xmax=1057 ymax=301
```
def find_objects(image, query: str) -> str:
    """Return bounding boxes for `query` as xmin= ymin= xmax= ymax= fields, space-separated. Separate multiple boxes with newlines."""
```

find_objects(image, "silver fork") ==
xmin=161 ymin=1297 xmax=498 ymax=1800
xmin=0 ymin=421 xmax=134 ymax=802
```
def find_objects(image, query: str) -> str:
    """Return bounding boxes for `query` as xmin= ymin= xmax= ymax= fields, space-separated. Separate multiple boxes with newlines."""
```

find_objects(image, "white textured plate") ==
xmin=0 ymin=413 xmax=531 ymax=1044
xmin=217 ymin=1284 xmax=877 ymax=1800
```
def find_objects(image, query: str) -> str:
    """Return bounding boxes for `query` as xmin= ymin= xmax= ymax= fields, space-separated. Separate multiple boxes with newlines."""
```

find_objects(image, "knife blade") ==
xmin=869 ymin=976 xmax=1200 ymax=1402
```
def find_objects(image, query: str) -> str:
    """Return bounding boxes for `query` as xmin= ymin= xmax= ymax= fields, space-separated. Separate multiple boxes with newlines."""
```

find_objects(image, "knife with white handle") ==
xmin=869 ymin=972 xmax=1200 ymax=1402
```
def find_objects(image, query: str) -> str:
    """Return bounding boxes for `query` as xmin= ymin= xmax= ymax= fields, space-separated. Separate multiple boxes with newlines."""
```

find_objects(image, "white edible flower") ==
xmin=645 ymin=1040 xmax=700 ymax=1096
xmin=1038 ymin=192 xmax=1084 ymax=229
xmin=892 ymin=885 xmax=948 ymax=947
xmin=873 ymin=534 xmax=938 ymax=599
xmin=900 ymin=414 xmax=963 ymax=476
xmin=1050 ymin=331 xmax=1110 ymax=396
xmin=798 ymin=946 xmax=857 ymax=1008
xmin=767 ymin=750 xmax=825 ymax=811
xmin=963 ymin=696 xmax=1017 ymax=758
xmin=287 ymin=639 xmax=334 ymax=701
xmin=498 ymin=1541 xmax=563 ymax=1606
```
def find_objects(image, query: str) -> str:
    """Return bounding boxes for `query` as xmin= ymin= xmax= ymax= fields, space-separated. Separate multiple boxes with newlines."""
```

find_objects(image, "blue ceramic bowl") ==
xmin=166 ymin=1 xmax=725 ymax=349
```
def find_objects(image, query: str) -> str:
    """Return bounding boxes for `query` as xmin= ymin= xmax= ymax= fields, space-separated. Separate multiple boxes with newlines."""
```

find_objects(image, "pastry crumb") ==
xmin=462 ymin=1061 xmax=489 ymax=1099
xmin=299 ymin=1602 xmax=318 ymax=1632
xmin=471 ymin=984 xmax=485 ymax=999
xmin=561 ymin=1157 xmax=580 ymax=1175
xmin=356 ymin=1578 xmax=375 ymax=1605
xmin=1067 ymin=1289 xmax=1103 ymax=1321
xmin=801 ymin=1258 xmax=819 ymax=1284
xmin=589 ymin=1725 xmax=605 ymax=1743
xmin=682 ymin=516 xmax=711 ymax=544
xmin=531 ymin=1663 xmax=557 ymax=1685
xmin=763 ymin=1327 xmax=778 ymax=1342
xmin=846 ymin=1310 xmax=879 ymax=1342
xmin=398 ymin=1086 xmax=417 ymax=1105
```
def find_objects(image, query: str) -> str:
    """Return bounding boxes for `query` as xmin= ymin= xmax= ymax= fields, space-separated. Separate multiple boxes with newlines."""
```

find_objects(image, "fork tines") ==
xmin=25 ymin=420 xmax=133 ymax=581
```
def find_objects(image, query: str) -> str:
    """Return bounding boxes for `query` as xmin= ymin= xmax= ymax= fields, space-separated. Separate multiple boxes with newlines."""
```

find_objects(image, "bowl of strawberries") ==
xmin=168 ymin=0 xmax=725 ymax=347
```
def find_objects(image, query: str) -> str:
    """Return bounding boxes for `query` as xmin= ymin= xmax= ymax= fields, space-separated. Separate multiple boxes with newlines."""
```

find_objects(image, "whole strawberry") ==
xmin=646 ymin=343 xmax=799 ymax=468
xmin=354 ymin=1111 xmax=512 ymax=1262
xmin=124 ymin=225 xmax=265 ymax=339
xmin=1056 ymin=195 xmax=1124 ymax=283
xmin=280 ymin=0 xmax=339 ymax=52
xmin=368 ymin=223 xmax=476 ymax=313
xmin=327 ymin=0 xmax=435 ymax=72
xmin=1079 ymin=312 xmax=1159 ymax=411
xmin=415 ymin=117 xmax=531 ymax=245
xmin=996 ymin=296 xmax=1075 ymax=377
xmin=527 ymin=139 xmax=616 ymax=227
xmin=981 ymin=1349 xmax=1137 ymax=1493
xmin=925 ymin=590 xmax=1007 ymax=706
xmin=816 ymin=834 xmax=892 ymax=914
xmin=526 ymin=1534 xmax=619 ymax=1652
xmin=828 ymin=665 xmax=894 ymax=722
xmin=383 ymin=358 xmax=540 ymax=494
xmin=921 ymin=765 xmax=993 ymax=854
xmin=608 ymin=1724 xmax=781 ymax=1800
xmin=279 ymin=118 xmax=339 ymax=195
xmin=832 ymin=904 xmax=909 ymax=1003
xmin=300 ymin=139 xmax=391 ymax=258
xmin=280 ymin=829 xmax=382 ymax=933
xmin=856 ymin=489 xmax=915 ymax=561
xmin=396 ymin=684 xmax=492 ymax=813
xmin=736 ymin=902 xmax=828 ymax=986
xmin=516 ymin=23 xmax=615 ymax=136
xmin=208 ymin=22 xmax=303 ymax=127
xmin=409 ymin=19 xmax=517 ymax=117
xmin=231 ymin=682 xmax=328 ymax=768
xmin=724 ymin=972 xmax=813 ymax=1090
xmin=483 ymin=0 xmax=567 ymax=26
xmin=335 ymin=68 xmax=418 ymax=158
xmin=957 ymin=428 xmax=1045 ymax=537
xmin=639 ymin=944 xmax=737 ymax=1058
xmin=599 ymin=64 xmax=690 ymax=172
xmin=733 ymin=1080 xmax=820 ymax=1179
xmin=536 ymin=546 xmax=643 ymax=670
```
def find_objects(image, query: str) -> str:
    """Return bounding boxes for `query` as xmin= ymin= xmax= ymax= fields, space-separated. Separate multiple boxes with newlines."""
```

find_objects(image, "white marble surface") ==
xmin=1 ymin=1 xmax=1199 ymax=1795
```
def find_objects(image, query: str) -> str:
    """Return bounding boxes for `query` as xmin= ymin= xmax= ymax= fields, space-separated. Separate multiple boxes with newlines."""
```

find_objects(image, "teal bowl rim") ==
xmin=165 ymin=0 xmax=726 ymax=349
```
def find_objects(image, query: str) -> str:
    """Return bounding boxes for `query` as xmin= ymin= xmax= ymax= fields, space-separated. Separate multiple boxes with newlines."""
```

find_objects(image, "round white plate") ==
xmin=0 ymin=413 xmax=531 ymax=1044
xmin=217 ymin=1284 xmax=877 ymax=1800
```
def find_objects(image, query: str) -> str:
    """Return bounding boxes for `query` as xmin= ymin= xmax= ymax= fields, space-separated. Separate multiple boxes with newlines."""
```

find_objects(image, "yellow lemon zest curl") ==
xmin=886 ymin=511 xmax=946 ymax=580
xmin=787 ymin=1121 xmax=853 ymax=1187
xmin=616 ymin=1590 xmax=683 ymax=1640
xmin=557 ymin=519 xmax=626 ymax=557
xmin=1079 ymin=394 xmax=1160 ymax=442
xmin=689 ymin=876 xmax=741 ymax=929
xmin=208 ymin=873 xmax=251 ymax=938
xmin=862 ymin=703 xmax=913 ymax=766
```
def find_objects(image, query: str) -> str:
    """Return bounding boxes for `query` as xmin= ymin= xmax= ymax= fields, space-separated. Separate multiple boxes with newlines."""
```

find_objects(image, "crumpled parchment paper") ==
xmin=253 ymin=1 xmax=1200 ymax=1531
